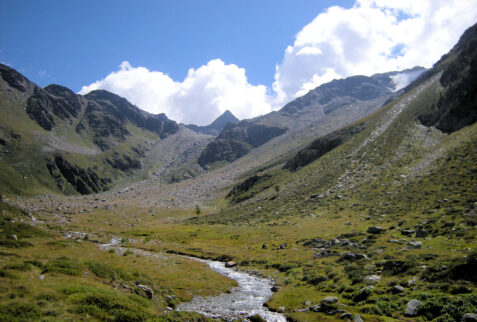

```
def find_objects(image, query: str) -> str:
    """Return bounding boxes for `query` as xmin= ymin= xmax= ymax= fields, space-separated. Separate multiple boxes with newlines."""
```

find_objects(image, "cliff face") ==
xmin=418 ymin=23 xmax=477 ymax=133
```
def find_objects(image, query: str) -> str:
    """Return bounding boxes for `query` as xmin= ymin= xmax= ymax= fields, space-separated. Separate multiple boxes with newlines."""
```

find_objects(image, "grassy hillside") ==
xmin=0 ymin=198 xmax=235 ymax=321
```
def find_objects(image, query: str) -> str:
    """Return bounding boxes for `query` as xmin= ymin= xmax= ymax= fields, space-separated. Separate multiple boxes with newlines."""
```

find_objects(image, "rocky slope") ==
xmin=0 ymin=65 xmax=179 ymax=195
xmin=196 ymin=67 xmax=425 ymax=170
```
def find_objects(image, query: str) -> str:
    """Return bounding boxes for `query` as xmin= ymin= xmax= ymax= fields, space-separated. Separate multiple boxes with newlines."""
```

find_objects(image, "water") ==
xmin=177 ymin=258 xmax=286 ymax=322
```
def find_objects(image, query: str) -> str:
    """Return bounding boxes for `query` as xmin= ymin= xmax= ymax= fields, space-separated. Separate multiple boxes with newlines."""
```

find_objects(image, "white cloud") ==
xmin=79 ymin=59 xmax=271 ymax=126
xmin=79 ymin=0 xmax=477 ymax=125
xmin=273 ymin=0 xmax=477 ymax=104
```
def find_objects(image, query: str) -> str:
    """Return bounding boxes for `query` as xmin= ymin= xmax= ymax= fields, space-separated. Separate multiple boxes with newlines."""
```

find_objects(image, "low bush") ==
xmin=42 ymin=256 xmax=82 ymax=276
xmin=0 ymin=302 xmax=40 ymax=320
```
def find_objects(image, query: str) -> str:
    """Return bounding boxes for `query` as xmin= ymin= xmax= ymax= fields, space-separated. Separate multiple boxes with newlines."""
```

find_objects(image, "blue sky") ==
xmin=1 ymin=1 xmax=476 ymax=125
xmin=0 ymin=0 xmax=352 ymax=91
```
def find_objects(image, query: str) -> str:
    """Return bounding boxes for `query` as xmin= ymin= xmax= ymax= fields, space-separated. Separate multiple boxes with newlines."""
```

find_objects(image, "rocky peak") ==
xmin=0 ymin=63 xmax=33 ymax=92
xmin=186 ymin=110 xmax=240 ymax=136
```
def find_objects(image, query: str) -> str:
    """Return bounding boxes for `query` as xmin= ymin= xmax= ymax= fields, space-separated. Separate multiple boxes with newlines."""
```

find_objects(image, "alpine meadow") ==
xmin=0 ymin=2 xmax=476 ymax=321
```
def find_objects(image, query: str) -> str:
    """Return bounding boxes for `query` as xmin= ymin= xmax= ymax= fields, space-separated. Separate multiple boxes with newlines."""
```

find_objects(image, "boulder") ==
xmin=364 ymin=275 xmax=381 ymax=283
xmin=225 ymin=261 xmax=236 ymax=267
xmin=321 ymin=296 xmax=338 ymax=304
xmin=462 ymin=313 xmax=477 ymax=321
xmin=367 ymin=226 xmax=385 ymax=234
xmin=415 ymin=229 xmax=428 ymax=238
xmin=340 ymin=312 xmax=352 ymax=319
xmin=408 ymin=241 xmax=422 ymax=248
xmin=401 ymin=229 xmax=415 ymax=236
xmin=135 ymin=284 xmax=153 ymax=299
xmin=405 ymin=299 xmax=422 ymax=316
xmin=352 ymin=314 xmax=364 ymax=322
xmin=391 ymin=285 xmax=405 ymax=294
xmin=339 ymin=252 xmax=367 ymax=261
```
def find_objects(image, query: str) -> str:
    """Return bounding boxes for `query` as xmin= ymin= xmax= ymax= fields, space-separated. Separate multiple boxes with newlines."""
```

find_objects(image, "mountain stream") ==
xmin=89 ymin=235 xmax=286 ymax=321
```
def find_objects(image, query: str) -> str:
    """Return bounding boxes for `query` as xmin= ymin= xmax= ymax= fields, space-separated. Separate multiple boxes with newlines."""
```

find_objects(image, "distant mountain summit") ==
xmin=281 ymin=67 xmax=425 ymax=115
xmin=186 ymin=110 xmax=239 ymax=136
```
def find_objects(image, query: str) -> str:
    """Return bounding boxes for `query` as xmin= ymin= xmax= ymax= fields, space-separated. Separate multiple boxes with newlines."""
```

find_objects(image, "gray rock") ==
xmin=415 ymin=229 xmax=428 ymax=238
xmin=405 ymin=299 xmax=422 ymax=316
xmin=389 ymin=239 xmax=402 ymax=244
xmin=38 ymin=274 xmax=45 ymax=280
xmin=408 ymin=241 xmax=422 ymax=248
xmin=340 ymin=312 xmax=352 ymax=319
xmin=6 ymin=234 xmax=17 ymax=241
xmin=352 ymin=314 xmax=364 ymax=322
xmin=309 ymin=304 xmax=321 ymax=312
xmin=462 ymin=313 xmax=477 ymax=321
xmin=321 ymin=296 xmax=338 ymax=304
xmin=401 ymin=229 xmax=415 ymax=236
xmin=304 ymin=301 xmax=312 ymax=306
xmin=313 ymin=248 xmax=339 ymax=258
xmin=367 ymin=226 xmax=385 ymax=234
xmin=135 ymin=284 xmax=153 ymax=299
xmin=364 ymin=275 xmax=381 ymax=283
xmin=225 ymin=261 xmax=236 ymax=267
xmin=339 ymin=252 xmax=367 ymax=261
xmin=391 ymin=285 xmax=405 ymax=293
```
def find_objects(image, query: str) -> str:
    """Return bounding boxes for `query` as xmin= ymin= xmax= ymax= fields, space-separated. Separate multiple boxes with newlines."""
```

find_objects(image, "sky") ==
xmin=1 ymin=1 xmax=477 ymax=125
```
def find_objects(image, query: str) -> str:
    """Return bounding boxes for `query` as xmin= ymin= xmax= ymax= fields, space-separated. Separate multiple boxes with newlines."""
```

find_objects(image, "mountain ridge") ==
xmin=186 ymin=109 xmax=239 ymax=135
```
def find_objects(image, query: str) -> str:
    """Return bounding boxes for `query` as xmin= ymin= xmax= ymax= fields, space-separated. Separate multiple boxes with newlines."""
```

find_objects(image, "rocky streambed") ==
xmin=177 ymin=257 xmax=286 ymax=322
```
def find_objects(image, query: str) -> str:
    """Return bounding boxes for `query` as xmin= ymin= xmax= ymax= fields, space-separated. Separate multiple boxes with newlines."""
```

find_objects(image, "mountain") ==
xmin=196 ymin=67 xmax=424 ymax=169
xmin=186 ymin=110 xmax=239 ymax=135
xmin=0 ymin=64 xmax=179 ymax=195
xmin=197 ymin=121 xmax=288 ymax=168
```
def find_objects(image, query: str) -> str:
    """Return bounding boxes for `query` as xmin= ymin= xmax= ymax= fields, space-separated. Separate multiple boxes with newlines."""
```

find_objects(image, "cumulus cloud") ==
xmin=80 ymin=0 xmax=477 ymax=125
xmin=273 ymin=0 xmax=477 ymax=104
xmin=79 ymin=60 xmax=271 ymax=126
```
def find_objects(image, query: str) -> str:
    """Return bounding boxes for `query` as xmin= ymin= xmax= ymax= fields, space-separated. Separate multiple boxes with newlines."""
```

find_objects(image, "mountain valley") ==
xmin=0 ymin=22 xmax=476 ymax=322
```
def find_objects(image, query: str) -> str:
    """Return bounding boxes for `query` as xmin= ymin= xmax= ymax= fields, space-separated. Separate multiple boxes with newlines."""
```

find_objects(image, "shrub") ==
xmin=68 ymin=287 xmax=156 ymax=321
xmin=0 ymin=302 xmax=40 ymax=320
xmin=353 ymin=287 xmax=372 ymax=302
xmin=85 ymin=261 xmax=118 ymax=280
xmin=43 ymin=257 xmax=82 ymax=276
xmin=3 ymin=262 xmax=31 ymax=271
xmin=413 ymin=294 xmax=477 ymax=321
xmin=302 ymin=269 xmax=328 ymax=285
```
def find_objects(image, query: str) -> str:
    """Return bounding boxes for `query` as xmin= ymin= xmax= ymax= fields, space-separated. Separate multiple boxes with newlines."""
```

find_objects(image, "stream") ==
xmin=177 ymin=257 xmax=286 ymax=321
xmin=93 ymin=235 xmax=286 ymax=321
